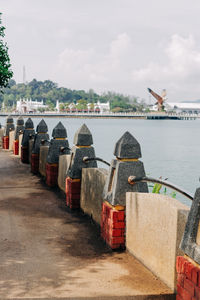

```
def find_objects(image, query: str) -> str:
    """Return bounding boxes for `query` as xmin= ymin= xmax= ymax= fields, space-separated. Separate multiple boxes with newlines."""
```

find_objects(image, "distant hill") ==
xmin=181 ymin=99 xmax=200 ymax=103
xmin=0 ymin=78 xmax=146 ymax=112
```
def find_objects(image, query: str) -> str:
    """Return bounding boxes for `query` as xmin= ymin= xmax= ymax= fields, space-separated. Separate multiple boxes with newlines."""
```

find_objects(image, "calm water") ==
xmin=1 ymin=116 xmax=199 ymax=206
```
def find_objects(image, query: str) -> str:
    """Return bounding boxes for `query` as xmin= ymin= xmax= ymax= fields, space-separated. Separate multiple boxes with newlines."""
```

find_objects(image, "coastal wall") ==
xmin=2 ymin=116 xmax=196 ymax=296
xmin=0 ymin=127 xmax=4 ymax=147
xmin=9 ymin=131 xmax=14 ymax=151
xmin=58 ymin=154 xmax=71 ymax=193
xmin=39 ymin=145 xmax=49 ymax=177
xmin=80 ymin=168 xmax=108 ymax=225
xmin=126 ymin=192 xmax=189 ymax=291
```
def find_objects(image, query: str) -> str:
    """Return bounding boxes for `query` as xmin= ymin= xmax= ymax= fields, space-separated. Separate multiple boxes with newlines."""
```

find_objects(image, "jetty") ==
xmin=0 ymin=111 xmax=198 ymax=120
xmin=1 ymin=115 xmax=200 ymax=299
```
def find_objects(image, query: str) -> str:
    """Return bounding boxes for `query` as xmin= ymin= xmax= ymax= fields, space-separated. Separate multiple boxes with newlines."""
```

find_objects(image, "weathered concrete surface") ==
xmin=18 ymin=133 xmax=23 ymax=157
xmin=9 ymin=130 xmax=14 ymax=151
xmin=39 ymin=145 xmax=49 ymax=177
xmin=58 ymin=154 xmax=71 ymax=193
xmin=0 ymin=127 xmax=4 ymax=147
xmin=0 ymin=150 xmax=175 ymax=299
xmin=28 ymin=139 xmax=34 ymax=163
xmin=81 ymin=168 xmax=108 ymax=225
xmin=126 ymin=192 xmax=189 ymax=291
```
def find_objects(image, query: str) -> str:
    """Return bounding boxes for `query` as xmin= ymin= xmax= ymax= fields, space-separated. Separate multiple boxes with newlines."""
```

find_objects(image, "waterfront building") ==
xmin=167 ymin=102 xmax=200 ymax=114
xmin=16 ymin=98 xmax=47 ymax=113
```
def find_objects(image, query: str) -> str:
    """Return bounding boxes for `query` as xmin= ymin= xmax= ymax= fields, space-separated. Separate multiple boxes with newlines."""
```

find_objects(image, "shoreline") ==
xmin=0 ymin=112 xmax=197 ymax=120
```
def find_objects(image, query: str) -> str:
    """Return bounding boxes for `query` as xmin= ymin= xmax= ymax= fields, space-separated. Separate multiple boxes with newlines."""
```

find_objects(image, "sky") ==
xmin=1 ymin=0 xmax=200 ymax=102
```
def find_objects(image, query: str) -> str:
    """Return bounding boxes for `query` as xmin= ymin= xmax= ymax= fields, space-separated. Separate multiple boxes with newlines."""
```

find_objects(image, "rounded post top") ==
xmin=73 ymin=123 xmax=93 ymax=146
xmin=25 ymin=117 xmax=34 ymax=129
xmin=17 ymin=116 xmax=24 ymax=125
xmin=36 ymin=119 xmax=48 ymax=133
xmin=6 ymin=115 xmax=14 ymax=123
xmin=52 ymin=121 xmax=67 ymax=138
xmin=114 ymin=131 xmax=141 ymax=159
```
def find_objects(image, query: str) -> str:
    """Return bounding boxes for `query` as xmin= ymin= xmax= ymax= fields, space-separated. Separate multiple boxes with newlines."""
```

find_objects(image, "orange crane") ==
xmin=147 ymin=88 xmax=166 ymax=111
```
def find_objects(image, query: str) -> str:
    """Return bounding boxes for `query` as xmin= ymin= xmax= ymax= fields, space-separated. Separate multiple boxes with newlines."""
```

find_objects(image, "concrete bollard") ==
xmin=13 ymin=116 xmax=25 ymax=155
xmin=101 ymin=131 xmax=148 ymax=250
xmin=31 ymin=119 xmax=49 ymax=174
xmin=176 ymin=188 xmax=200 ymax=298
xmin=66 ymin=124 xmax=97 ymax=209
xmin=21 ymin=118 xmax=35 ymax=163
xmin=3 ymin=115 xmax=15 ymax=149
xmin=46 ymin=122 xmax=69 ymax=187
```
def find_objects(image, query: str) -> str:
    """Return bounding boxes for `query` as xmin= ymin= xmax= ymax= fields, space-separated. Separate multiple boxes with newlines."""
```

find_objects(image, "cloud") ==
xmin=132 ymin=34 xmax=200 ymax=82
xmin=53 ymin=33 xmax=134 ymax=91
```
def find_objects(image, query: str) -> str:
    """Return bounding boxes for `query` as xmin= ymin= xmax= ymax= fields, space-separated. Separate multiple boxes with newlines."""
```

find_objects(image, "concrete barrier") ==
xmin=58 ymin=154 xmax=71 ymax=193
xmin=9 ymin=131 xmax=14 ymax=151
xmin=39 ymin=145 xmax=49 ymax=177
xmin=29 ymin=139 xmax=34 ymax=163
xmin=18 ymin=133 xmax=23 ymax=157
xmin=81 ymin=168 xmax=108 ymax=225
xmin=0 ymin=127 xmax=4 ymax=147
xmin=126 ymin=192 xmax=189 ymax=291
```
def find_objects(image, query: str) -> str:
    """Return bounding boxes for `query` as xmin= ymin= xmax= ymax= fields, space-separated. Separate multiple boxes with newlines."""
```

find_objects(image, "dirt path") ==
xmin=0 ymin=150 xmax=175 ymax=299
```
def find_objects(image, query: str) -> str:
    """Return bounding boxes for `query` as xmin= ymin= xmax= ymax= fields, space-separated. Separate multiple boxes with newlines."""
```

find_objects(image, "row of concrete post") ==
xmin=2 ymin=115 xmax=200 ymax=296
xmin=1 ymin=115 xmax=148 ymax=250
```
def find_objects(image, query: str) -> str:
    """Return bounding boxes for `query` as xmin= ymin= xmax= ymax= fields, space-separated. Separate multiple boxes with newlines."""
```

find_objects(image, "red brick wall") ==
xmin=3 ymin=136 xmax=9 ymax=149
xmin=31 ymin=153 xmax=39 ymax=174
xmin=13 ymin=140 xmax=19 ymax=155
xmin=66 ymin=177 xmax=81 ymax=209
xmin=46 ymin=163 xmax=58 ymax=187
xmin=176 ymin=256 xmax=200 ymax=299
xmin=101 ymin=201 xmax=125 ymax=249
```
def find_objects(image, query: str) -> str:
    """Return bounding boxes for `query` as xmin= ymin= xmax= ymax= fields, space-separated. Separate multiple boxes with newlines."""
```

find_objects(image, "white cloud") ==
xmin=132 ymin=34 xmax=200 ymax=82
xmin=53 ymin=33 xmax=134 ymax=91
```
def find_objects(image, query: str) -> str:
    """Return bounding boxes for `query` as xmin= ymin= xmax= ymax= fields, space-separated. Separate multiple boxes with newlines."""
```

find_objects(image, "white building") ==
xmin=16 ymin=98 xmax=48 ymax=113
xmin=167 ymin=102 xmax=200 ymax=114
xmin=88 ymin=101 xmax=110 ymax=113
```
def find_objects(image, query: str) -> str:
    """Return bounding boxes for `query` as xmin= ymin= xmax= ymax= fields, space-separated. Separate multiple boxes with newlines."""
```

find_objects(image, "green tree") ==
xmin=0 ymin=13 xmax=13 ymax=91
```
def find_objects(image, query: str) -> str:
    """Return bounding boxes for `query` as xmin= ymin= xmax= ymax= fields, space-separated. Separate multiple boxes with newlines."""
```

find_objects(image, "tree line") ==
xmin=0 ymin=78 xmax=147 ymax=112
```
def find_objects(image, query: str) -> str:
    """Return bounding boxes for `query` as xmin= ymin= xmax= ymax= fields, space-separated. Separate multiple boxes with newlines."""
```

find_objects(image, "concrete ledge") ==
xmin=39 ymin=145 xmax=49 ymax=177
xmin=81 ymin=168 xmax=108 ymax=225
xmin=58 ymin=154 xmax=71 ymax=193
xmin=29 ymin=139 xmax=34 ymax=163
xmin=126 ymin=192 xmax=189 ymax=291
xmin=9 ymin=130 xmax=14 ymax=151
xmin=18 ymin=133 xmax=23 ymax=157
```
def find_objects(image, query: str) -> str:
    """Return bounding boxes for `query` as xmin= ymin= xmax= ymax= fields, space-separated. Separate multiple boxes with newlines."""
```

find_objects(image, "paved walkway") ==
xmin=0 ymin=149 xmax=175 ymax=299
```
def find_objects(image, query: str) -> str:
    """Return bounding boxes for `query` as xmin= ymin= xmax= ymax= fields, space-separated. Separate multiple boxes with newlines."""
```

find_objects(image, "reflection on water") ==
xmin=1 ymin=116 xmax=198 ymax=206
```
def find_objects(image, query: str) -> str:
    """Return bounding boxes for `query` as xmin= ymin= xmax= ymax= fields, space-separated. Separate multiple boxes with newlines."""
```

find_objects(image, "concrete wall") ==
xmin=0 ymin=128 xmax=4 ymax=147
xmin=28 ymin=139 xmax=34 ymax=163
xmin=39 ymin=146 xmax=49 ymax=177
xmin=18 ymin=134 xmax=23 ymax=157
xmin=9 ymin=131 xmax=14 ymax=151
xmin=126 ymin=192 xmax=189 ymax=291
xmin=81 ymin=168 xmax=108 ymax=225
xmin=58 ymin=154 xmax=71 ymax=193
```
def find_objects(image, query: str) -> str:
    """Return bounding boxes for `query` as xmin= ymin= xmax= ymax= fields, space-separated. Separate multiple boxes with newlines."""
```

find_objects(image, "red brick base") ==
xmin=3 ymin=136 xmax=9 ymax=149
xmin=66 ymin=177 xmax=81 ymax=209
xmin=31 ymin=153 xmax=39 ymax=174
xmin=176 ymin=256 xmax=200 ymax=299
xmin=21 ymin=147 xmax=29 ymax=163
xmin=13 ymin=140 xmax=19 ymax=155
xmin=101 ymin=201 xmax=125 ymax=249
xmin=46 ymin=163 xmax=58 ymax=187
